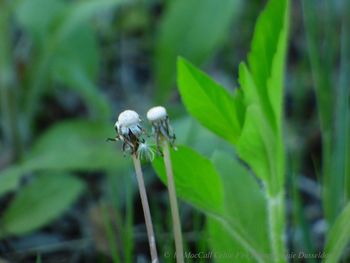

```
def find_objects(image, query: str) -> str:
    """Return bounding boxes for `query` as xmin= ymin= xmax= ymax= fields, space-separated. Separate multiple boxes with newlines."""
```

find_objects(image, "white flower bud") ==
xmin=117 ymin=110 xmax=140 ymax=127
xmin=147 ymin=106 xmax=167 ymax=122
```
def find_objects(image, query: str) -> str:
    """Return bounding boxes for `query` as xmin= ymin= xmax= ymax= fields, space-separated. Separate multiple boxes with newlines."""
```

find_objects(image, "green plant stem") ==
xmin=132 ymin=154 xmax=159 ymax=263
xmin=267 ymin=191 xmax=286 ymax=263
xmin=162 ymin=141 xmax=184 ymax=263
xmin=101 ymin=202 xmax=121 ymax=263
xmin=124 ymin=179 xmax=134 ymax=263
xmin=338 ymin=0 xmax=350 ymax=205
xmin=302 ymin=0 xmax=339 ymax=224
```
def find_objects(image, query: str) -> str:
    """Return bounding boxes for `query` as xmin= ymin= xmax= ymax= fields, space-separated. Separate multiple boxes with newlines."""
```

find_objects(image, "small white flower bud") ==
xmin=117 ymin=110 xmax=140 ymax=127
xmin=147 ymin=106 xmax=167 ymax=122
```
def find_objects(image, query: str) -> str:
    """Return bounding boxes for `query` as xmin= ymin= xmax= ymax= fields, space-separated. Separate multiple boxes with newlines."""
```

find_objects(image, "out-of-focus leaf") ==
xmin=177 ymin=57 xmax=243 ymax=144
xmin=56 ymin=0 xmax=123 ymax=41
xmin=52 ymin=26 xmax=111 ymax=120
xmin=324 ymin=202 xmax=350 ymax=263
xmin=55 ymin=65 xmax=110 ymax=120
xmin=0 ymin=166 xmax=25 ymax=198
xmin=0 ymin=173 xmax=84 ymax=237
xmin=26 ymin=120 xmax=126 ymax=171
xmin=208 ymin=151 xmax=269 ymax=262
xmin=0 ymin=120 xmax=127 ymax=197
xmin=155 ymin=0 xmax=241 ymax=101
xmin=53 ymin=26 xmax=99 ymax=80
xmin=153 ymin=146 xmax=267 ymax=262
xmin=15 ymin=0 xmax=64 ymax=42
xmin=153 ymin=145 xmax=224 ymax=215
xmin=20 ymin=0 xmax=122 ymax=123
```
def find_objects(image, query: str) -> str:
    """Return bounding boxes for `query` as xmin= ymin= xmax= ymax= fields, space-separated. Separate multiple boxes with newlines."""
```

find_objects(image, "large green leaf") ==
xmin=0 ymin=120 xmax=127 ymax=197
xmin=210 ymin=151 xmax=268 ymax=250
xmin=177 ymin=0 xmax=289 ymax=194
xmin=324 ymin=202 xmax=350 ymax=263
xmin=19 ymin=0 xmax=122 ymax=123
xmin=208 ymin=151 xmax=269 ymax=262
xmin=155 ymin=0 xmax=241 ymax=101
xmin=0 ymin=173 xmax=84 ymax=237
xmin=153 ymin=145 xmax=224 ymax=215
xmin=177 ymin=57 xmax=243 ymax=144
xmin=153 ymin=146 xmax=267 ymax=262
xmin=175 ymin=0 xmax=289 ymax=261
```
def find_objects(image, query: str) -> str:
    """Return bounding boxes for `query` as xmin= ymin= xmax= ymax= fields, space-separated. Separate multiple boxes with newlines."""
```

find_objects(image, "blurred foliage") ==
xmin=0 ymin=173 xmax=85 ymax=237
xmin=0 ymin=120 xmax=127 ymax=197
xmin=155 ymin=0 xmax=241 ymax=102
xmin=0 ymin=0 xmax=349 ymax=262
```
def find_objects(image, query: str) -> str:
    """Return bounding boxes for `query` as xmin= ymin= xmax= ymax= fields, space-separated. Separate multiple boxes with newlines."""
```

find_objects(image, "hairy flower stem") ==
xmin=267 ymin=192 xmax=286 ymax=263
xmin=132 ymin=154 xmax=159 ymax=263
xmin=162 ymin=141 xmax=184 ymax=263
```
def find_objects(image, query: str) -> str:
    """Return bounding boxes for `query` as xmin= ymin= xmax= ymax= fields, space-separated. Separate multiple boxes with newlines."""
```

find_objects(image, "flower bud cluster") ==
xmin=108 ymin=106 xmax=175 ymax=159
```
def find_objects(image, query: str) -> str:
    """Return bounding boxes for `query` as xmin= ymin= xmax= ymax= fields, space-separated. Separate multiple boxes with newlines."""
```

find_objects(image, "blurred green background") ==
xmin=0 ymin=0 xmax=349 ymax=262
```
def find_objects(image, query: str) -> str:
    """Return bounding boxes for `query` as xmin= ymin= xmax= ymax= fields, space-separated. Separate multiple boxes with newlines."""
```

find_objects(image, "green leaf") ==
xmin=53 ymin=26 xmax=99 ymax=80
xmin=237 ymin=0 xmax=288 ymax=194
xmin=155 ymin=0 xmax=241 ymax=101
xmin=247 ymin=0 xmax=289 ymax=127
xmin=237 ymin=105 xmax=281 ymax=192
xmin=20 ymin=0 xmax=123 ymax=122
xmin=152 ymin=145 xmax=224 ymax=215
xmin=174 ymin=0 xmax=289 ymax=261
xmin=0 ymin=166 xmax=25 ymax=198
xmin=53 ymin=64 xmax=110 ymax=120
xmin=208 ymin=151 xmax=269 ymax=262
xmin=152 ymin=146 xmax=267 ymax=262
xmin=0 ymin=173 xmax=84 ymax=237
xmin=0 ymin=120 xmax=127 ymax=197
xmin=27 ymin=120 xmax=126 ymax=171
xmin=56 ymin=0 xmax=123 ymax=42
xmin=177 ymin=57 xmax=243 ymax=144
xmin=324 ymin=202 xmax=350 ymax=263
xmin=176 ymin=0 xmax=288 ymax=194
xmin=15 ymin=0 xmax=65 ymax=42
xmin=208 ymin=220 xmax=256 ymax=263
xmin=52 ymin=26 xmax=111 ymax=120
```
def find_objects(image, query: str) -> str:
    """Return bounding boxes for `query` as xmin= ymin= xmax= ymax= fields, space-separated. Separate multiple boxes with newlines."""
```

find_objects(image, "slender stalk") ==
xmin=338 ymin=0 xmax=350 ymax=206
xmin=162 ymin=140 xmax=184 ymax=263
xmin=101 ymin=203 xmax=121 ymax=263
xmin=131 ymin=154 xmax=159 ymax=263
xmin=301 ymin=0 xmax=338 ymax=224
